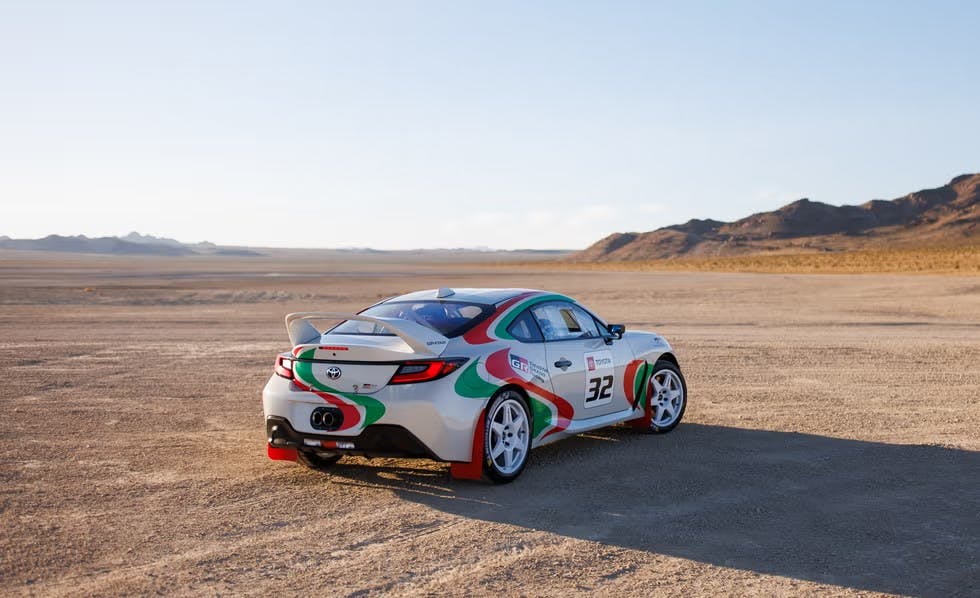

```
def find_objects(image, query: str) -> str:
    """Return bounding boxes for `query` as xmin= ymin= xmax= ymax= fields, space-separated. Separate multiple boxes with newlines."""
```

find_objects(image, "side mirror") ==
xmin=608 ymin=324 xmax=625 ymax=339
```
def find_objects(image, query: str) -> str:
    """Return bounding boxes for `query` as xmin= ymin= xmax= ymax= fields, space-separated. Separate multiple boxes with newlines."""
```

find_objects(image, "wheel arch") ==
xmin=493 ymin=383 xmax=533 ymax=425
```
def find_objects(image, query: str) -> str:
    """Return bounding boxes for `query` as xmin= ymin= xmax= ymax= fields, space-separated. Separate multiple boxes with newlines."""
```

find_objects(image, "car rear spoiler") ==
xmin=284 ymin=312 xmax=450 ymax=356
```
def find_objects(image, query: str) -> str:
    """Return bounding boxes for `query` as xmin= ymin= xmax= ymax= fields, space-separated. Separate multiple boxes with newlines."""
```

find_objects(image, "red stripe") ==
xmin=462 ymin=292 xmax=536 ymax=345
xmin=291 ymin=378 xmax=362 ymax=431
xmin=623 ymin=359 xmax=642 ymax=403
xmin=484 ymin=348 xmax=574 ymax=438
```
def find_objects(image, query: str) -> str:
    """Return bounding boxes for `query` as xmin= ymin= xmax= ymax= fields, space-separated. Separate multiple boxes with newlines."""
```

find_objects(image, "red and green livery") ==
xmin=263 ymin=288 xmax=687 ymax=483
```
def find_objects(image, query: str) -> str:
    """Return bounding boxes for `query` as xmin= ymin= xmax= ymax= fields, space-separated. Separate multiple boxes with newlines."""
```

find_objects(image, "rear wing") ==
xmin=284 ymin=312 xmax=449 ymax=356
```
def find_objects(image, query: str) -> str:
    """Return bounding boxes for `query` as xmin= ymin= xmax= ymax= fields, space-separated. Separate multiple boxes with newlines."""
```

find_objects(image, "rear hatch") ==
xmin=291 ymin=333 xmax=445 ymax=394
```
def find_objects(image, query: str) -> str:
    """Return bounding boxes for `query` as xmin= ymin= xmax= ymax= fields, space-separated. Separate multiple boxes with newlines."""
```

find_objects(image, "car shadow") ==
xmin=325 ymin=424 xmax=980 ymax=597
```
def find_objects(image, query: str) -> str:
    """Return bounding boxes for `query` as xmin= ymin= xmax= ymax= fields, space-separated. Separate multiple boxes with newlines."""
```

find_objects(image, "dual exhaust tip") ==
xmin=310 ymin=406 xmax=344 ymax=431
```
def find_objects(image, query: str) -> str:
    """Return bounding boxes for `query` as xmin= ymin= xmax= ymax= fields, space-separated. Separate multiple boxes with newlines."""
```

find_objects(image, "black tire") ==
xmin=647 ymin=359 xmax=687 ymax=434
xmin=483 ymin=389 xmax=532 ymax=484
xmin=297 ymin=450 xmax=342 ymax=472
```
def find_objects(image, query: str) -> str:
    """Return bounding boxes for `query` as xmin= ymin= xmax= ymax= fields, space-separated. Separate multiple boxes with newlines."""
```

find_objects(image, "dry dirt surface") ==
xmin=1 ymin=253 xmax=978 ymax=597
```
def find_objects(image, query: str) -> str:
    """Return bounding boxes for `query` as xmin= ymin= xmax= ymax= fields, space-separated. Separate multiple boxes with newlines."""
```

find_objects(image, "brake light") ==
xmin=274 ymin=354 xmax=294 ymax=380
xmin=389 ymin=358 xmax=468 ymax=384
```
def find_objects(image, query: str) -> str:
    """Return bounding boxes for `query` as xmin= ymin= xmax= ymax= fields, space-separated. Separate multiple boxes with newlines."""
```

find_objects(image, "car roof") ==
xmin=384 ymin=288 xmax=553 ymax=305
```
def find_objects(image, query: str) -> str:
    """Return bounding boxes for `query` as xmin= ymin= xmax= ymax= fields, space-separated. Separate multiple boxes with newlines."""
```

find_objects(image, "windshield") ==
xmin=328 ymin=300 xmax=494 ymax=338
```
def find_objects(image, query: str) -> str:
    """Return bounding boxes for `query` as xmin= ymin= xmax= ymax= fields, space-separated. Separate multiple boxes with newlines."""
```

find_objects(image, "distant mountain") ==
xmin=0 ymin=233 xmax=263 ymax=257
xmin=0 ymin=233 xmax=567 ymax=257
xmin=119 ymin=231 xmax=187 ymax=249
xmin=574 ymin=174 xmax=980 ymax=261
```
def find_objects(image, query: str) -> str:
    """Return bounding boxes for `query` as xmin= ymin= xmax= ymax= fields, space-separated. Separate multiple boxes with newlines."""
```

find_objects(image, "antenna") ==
xmin=436 ymin=287 xmax=455 ymax=298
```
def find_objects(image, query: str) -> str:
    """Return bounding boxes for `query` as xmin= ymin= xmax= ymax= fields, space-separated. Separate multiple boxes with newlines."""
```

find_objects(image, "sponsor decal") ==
xmin=583 ymin=350 xmax=615 ymax=409
xmin=529 ymin=361 xmax=549 ymax=380
xmin=508 ymin=352 xmax=549 ymax=382
xmin=588 ymin=354 xmax=613 ymax=370
xmin=510 ymin=354 xmax=530 ymax=375
xmin=509 ymin=353 xmax=534 ymax=381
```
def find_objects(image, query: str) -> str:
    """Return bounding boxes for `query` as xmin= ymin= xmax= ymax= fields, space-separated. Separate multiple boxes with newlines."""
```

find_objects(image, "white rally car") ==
xmin=263 ymin=288 xmax=687 ymax=483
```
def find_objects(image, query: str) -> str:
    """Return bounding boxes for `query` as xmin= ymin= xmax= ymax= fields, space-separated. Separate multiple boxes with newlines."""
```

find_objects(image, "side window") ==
xmin=568 ymin=305 xmax=600 ymax=338
xmin=589 ymin=314 xmax=610 ymax=336
xmin=531 ymin=302 xmax=600 ymax=341
xmin=506 ymin=309 xmax=543 ymax=342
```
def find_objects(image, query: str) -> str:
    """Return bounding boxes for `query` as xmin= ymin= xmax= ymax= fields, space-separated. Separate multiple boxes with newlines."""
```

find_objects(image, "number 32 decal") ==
xmin=583 ymin=350 xmax=615 ymax=408
xmin=586 ymin=375 xmax=613 ymax=402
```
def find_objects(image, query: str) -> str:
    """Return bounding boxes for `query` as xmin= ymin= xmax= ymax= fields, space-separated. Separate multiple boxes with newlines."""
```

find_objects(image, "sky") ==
xmin=1 ymin=1 xmax=979 ymax=250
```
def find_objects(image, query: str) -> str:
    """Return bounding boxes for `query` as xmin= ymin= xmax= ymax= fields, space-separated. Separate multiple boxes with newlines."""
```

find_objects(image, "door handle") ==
xmin=554 ymin=358 xmax=572 ymax=370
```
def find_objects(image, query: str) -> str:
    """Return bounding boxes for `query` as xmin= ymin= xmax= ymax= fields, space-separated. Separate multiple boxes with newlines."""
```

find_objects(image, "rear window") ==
xmin=507 ymin=309 xmax=543 ymax=342
xmin=328 ymin=300 xmax=494 ymax=338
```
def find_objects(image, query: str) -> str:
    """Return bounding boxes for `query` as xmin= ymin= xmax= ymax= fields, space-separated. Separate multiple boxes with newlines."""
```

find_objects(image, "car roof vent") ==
xmin=436 ymin=287 xmax=455 ymax=298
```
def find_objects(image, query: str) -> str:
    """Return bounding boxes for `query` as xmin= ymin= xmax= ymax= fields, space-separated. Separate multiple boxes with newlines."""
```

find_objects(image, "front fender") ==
xmin=623 ymin=330 xmax=674 ymax=363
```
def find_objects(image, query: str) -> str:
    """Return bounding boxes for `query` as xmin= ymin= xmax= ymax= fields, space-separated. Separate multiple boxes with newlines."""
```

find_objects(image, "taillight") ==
xmin=274 ymin=354 xmax=294 ymax=380
xmin=389 ymin=358 xmax=468 ymax=385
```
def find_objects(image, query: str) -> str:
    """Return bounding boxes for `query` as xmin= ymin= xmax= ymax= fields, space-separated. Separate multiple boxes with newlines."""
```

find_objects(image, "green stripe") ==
xmin=529 ymin=396 xmax=554 ymax=439
xmin=632 ymin=363 xmax=645 ymax=402
xmin=454 ymin=359 xmax=499 ymax=399
xmin=632 ymin=362 xmax=653 ymax=409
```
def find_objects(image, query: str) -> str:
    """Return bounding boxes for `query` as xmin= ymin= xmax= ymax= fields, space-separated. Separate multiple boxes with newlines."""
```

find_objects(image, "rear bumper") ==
xmin=267 ymin=416 xmax=441 ymax=460
xmin=262 ymin=374 xmax=486 ymax=462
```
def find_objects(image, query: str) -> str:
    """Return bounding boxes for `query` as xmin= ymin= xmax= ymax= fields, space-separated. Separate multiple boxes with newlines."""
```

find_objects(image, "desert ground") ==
xmin=1 ymin=252 xmax=978 ymax=597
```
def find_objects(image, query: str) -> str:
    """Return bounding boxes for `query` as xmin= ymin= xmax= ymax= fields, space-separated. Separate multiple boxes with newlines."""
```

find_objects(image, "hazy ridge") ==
xmin=0 ymin=232 xmax=261 ymax=257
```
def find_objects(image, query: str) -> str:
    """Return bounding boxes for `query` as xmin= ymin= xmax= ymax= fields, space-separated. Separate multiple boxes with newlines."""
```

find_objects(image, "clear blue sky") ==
xmin=2 ymin=1 xmax=978 ymax=249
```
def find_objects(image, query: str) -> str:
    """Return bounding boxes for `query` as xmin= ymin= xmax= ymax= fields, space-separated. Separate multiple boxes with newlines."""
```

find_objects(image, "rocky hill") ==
xmin=575 ymin=174 xmax=980 ymax=261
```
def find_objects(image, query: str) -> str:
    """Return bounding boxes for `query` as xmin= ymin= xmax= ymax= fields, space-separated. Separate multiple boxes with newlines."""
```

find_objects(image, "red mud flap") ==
xmin=629 ymin=394 xmax=653 ymax=429
xmin=267 ymin=444 xmax=298 ymax=461
xmin=624 ymin=360 xmax=653 ymax=429
xmin=449 ymin=408 xmax=486 ymax=481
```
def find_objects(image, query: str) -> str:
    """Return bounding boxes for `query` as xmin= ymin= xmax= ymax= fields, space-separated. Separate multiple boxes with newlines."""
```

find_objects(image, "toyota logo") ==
xmin=326 ymin=366 xmax=342 ymax=380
